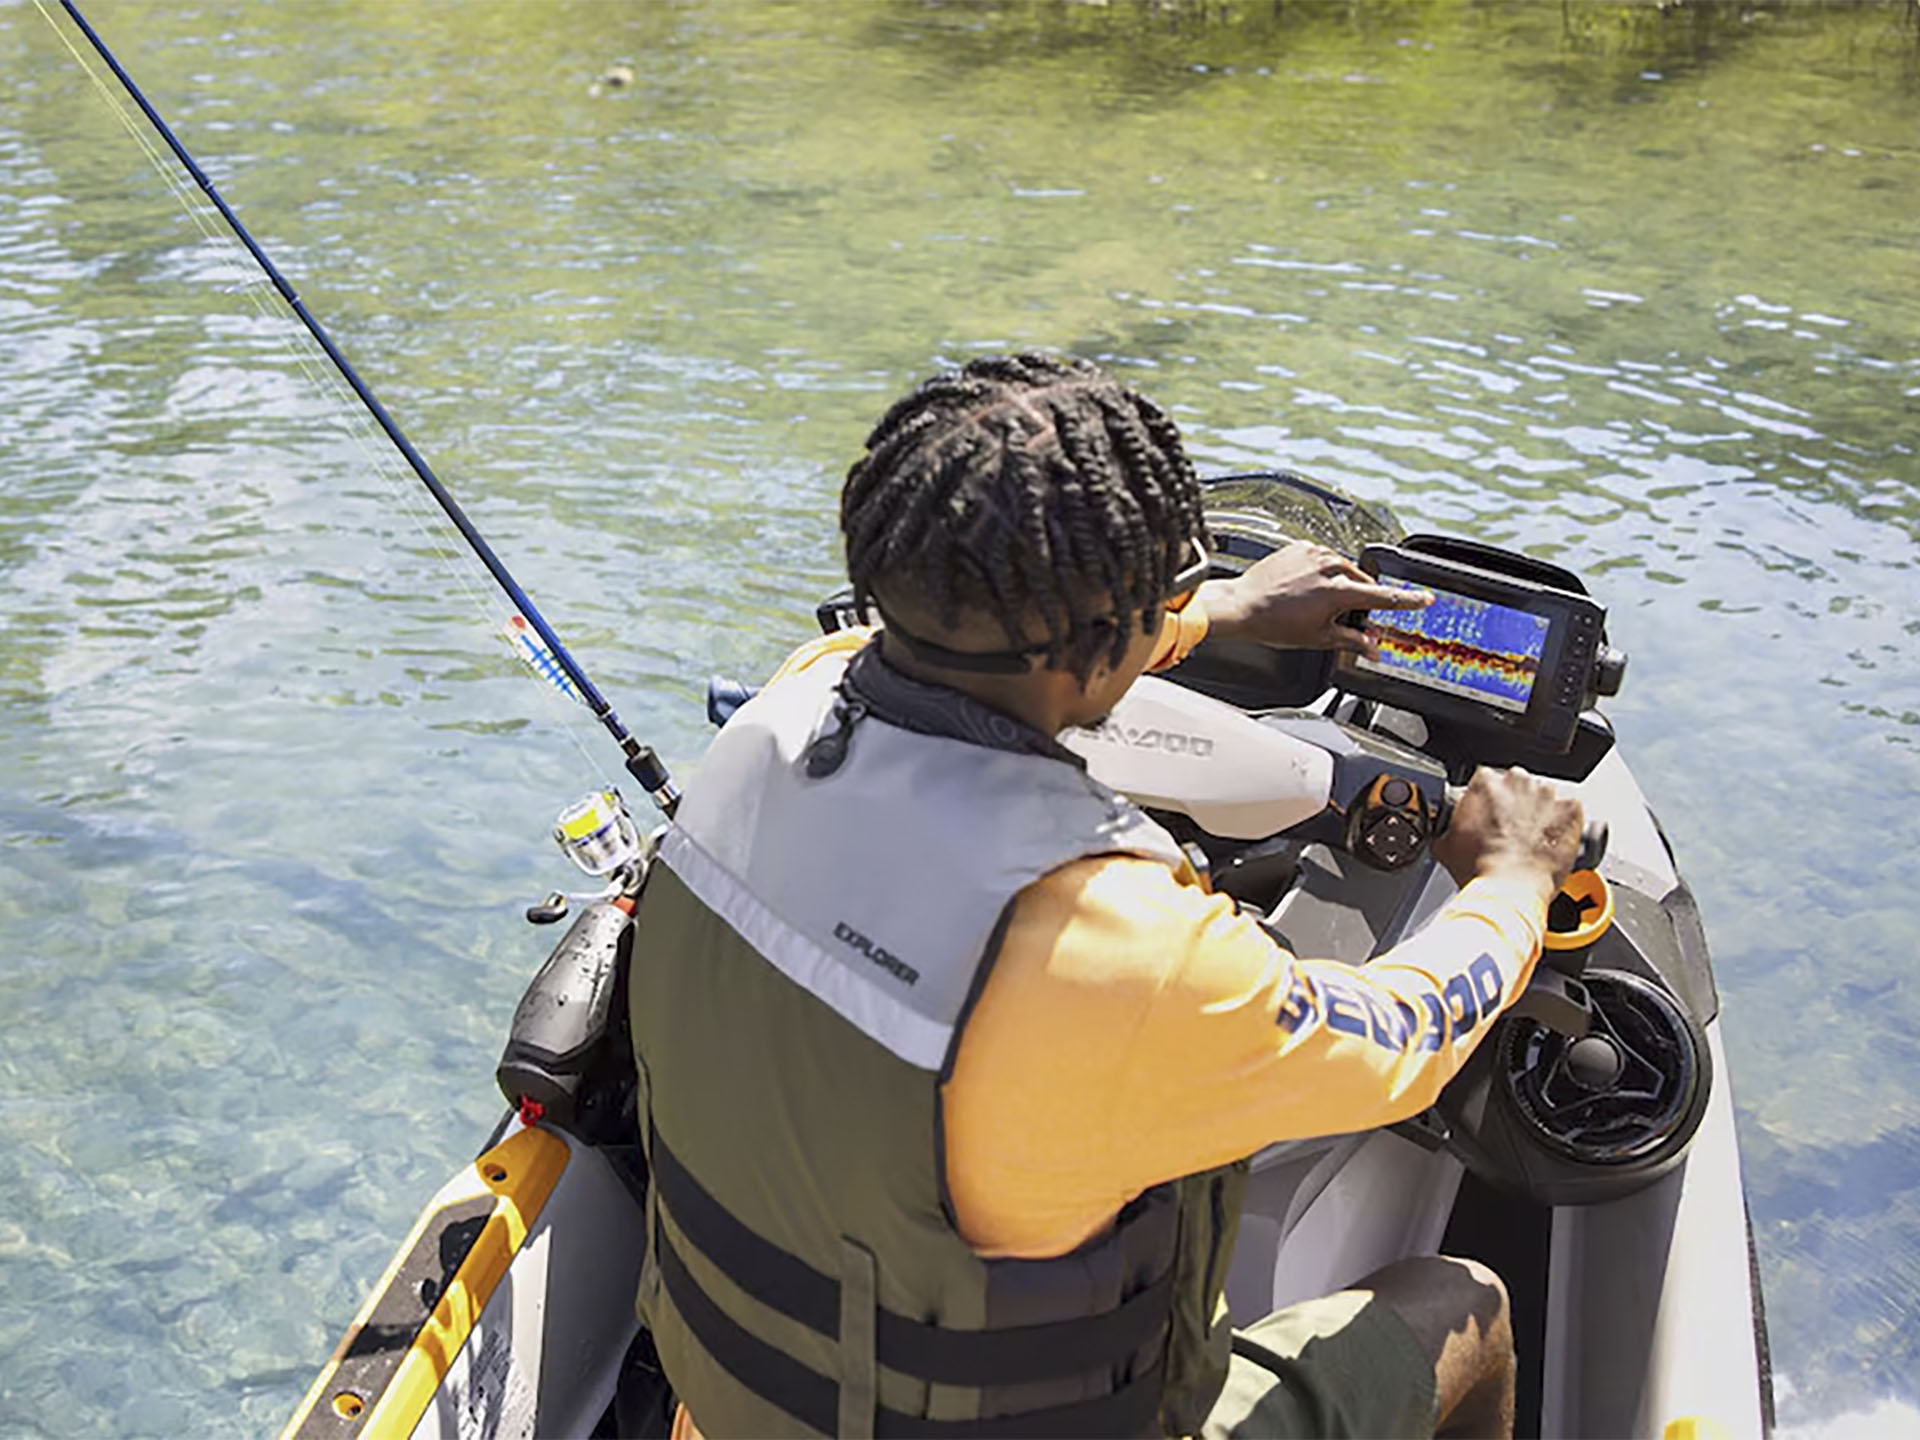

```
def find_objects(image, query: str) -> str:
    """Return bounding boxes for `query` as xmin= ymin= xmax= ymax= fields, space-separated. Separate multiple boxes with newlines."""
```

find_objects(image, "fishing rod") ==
xmin=53 ymin=0 xmax=680 ymax=818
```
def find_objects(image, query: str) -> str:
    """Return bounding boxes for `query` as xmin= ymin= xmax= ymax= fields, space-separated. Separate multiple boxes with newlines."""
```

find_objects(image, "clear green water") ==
xmin=2 ymin=1 xmax=1917 ymax=1433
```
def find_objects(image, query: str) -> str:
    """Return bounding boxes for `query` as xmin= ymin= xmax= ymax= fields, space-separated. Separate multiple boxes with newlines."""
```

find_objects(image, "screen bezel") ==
xmin=1332 ymin=545 xmax=1590 ymax=747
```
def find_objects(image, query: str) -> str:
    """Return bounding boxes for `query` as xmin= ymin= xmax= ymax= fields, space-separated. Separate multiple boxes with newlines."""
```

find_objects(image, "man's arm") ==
xmin=943 ymin=769 xmax=1579 ymax=1259
xmin=1113 ymin=861 xmax=1550 ymax=1157
xmin=943 ymin=859 xmax=1546 ymax=1258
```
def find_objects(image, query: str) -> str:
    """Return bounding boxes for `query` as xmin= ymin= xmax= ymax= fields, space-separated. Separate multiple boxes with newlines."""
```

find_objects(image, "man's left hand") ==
xmin=1198 ymin=541 xmax=1431 ymax=655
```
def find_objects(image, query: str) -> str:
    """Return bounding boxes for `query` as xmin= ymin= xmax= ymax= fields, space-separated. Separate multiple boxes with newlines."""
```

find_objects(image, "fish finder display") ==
xmin=1352 ymin=579 xmax=1550 ymax=714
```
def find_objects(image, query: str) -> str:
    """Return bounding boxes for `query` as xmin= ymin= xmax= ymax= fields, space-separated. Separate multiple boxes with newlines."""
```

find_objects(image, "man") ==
xmin=628 ymin=353 xmax=1583 ymax=1439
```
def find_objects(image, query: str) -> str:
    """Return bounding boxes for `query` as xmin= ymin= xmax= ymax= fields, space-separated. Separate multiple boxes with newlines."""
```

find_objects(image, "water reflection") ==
xmin=1 ymin=0 xmax=1917 ymax=1432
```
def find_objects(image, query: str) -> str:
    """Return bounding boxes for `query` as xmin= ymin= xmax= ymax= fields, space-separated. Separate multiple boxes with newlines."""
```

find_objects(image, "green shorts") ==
xmin=1202 ymin=1288 xmax=1440 ymax=1439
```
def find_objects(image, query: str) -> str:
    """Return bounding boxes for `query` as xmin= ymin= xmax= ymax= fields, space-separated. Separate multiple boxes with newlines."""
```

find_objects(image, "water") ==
xmin=2 ymin=1 xmax=1916 ymax=1433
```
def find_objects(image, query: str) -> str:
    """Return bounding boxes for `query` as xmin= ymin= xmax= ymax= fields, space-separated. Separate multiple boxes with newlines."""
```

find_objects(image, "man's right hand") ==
xmin=1431 ymin=765 xmax=1585 ymax=898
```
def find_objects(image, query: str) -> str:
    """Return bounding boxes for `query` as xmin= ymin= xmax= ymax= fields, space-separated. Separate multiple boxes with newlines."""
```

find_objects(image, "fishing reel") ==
xmin=526 ymin=789 xmax=650 ymax=924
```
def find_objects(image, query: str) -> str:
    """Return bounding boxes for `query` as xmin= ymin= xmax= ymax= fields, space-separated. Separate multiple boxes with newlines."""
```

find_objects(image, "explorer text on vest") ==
xmin=833 ymin=920 xmax=920 ymax=986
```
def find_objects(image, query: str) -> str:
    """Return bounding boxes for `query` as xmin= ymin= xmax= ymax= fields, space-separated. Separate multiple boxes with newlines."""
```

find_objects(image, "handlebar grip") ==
xmin=1437 ymin=786 xmax=1608 ymax=872
xmin=1576 ymin=820 xmax=1609 ymax=873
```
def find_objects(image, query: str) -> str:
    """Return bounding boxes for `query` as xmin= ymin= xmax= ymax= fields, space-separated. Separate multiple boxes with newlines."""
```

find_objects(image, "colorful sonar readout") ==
xmin=1353 ymin=579 xmax=1550 ymax=714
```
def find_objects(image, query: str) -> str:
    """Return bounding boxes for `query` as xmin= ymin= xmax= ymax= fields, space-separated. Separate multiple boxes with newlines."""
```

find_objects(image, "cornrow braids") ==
xmin=841 ymin=353 xmax=1208 ymax=680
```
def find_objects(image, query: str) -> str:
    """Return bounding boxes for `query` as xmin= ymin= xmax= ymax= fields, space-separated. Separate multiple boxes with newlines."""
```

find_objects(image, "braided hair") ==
xmin=841 ymin=353 xmax=1207 ymax=679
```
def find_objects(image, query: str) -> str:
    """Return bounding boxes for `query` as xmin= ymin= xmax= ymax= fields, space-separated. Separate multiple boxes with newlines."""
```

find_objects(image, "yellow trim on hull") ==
xmin=281 ymin=1124 xmax=570 ymax=1440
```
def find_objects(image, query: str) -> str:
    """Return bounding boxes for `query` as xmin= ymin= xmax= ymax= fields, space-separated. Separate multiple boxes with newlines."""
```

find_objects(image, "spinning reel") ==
xmin=525 ymin=789 xmax=649 ymax=925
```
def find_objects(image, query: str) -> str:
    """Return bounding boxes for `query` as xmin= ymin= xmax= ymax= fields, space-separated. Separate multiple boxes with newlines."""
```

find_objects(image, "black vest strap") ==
xmin=651 ymin=1124 xmax=1173 ymax=1389
xmin=659 ymin=1228 xmax=1163 ymax=1439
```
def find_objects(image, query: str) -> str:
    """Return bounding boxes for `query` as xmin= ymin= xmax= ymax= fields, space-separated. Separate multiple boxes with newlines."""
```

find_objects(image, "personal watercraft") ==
xmin=283 ymin=473 xmax=1772 ymax=1440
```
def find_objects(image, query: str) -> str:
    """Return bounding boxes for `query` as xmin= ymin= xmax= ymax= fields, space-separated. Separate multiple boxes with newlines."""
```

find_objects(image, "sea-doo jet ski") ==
xmin=284 ymin=473 xmax=1771 ymax=1440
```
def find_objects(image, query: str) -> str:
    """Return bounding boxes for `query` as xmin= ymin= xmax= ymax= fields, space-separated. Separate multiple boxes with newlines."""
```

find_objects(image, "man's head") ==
xmin=841 ymin=353 xmax=1207 ymax=712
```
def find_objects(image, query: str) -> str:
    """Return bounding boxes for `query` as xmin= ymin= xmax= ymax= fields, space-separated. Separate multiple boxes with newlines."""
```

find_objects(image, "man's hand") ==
xmin=1199 ymin=541 xmax=1431 ymax=655
xmin=1432 ymin=766 xmax=1585 ymax=899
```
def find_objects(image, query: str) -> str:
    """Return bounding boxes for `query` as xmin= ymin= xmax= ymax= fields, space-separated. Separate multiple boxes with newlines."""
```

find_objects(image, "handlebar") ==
xmin=1575 ymin=820 xmax=1609 ymax=873
xmin=1438 ymin=783 xmax=1609 ymax=873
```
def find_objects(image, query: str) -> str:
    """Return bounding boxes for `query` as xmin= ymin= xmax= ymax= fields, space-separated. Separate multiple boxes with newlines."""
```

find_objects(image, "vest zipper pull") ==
xmin=804 ymin=695 xmax=868 ymax=778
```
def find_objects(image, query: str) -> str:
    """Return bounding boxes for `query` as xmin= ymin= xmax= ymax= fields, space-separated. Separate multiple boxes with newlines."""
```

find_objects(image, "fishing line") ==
xmin=39 ymin=0 xmax=679 ymax=814
xmin=32 ymin=0 xmax=614 ymax=785
xmin=32 ymin=0 xmax=587 ymax=754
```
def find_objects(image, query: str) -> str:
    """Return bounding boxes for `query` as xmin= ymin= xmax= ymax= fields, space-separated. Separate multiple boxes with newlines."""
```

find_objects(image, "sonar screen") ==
xmin=1350 ymin=578 xmax=1550 ymax=714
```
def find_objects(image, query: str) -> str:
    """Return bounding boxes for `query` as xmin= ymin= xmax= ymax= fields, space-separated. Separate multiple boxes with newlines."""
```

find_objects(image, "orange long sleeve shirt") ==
xmin=945 ymin=854 xmax=1543 ymax=1256
xmin=758 ymin=615 xmax=1548 ymax=1257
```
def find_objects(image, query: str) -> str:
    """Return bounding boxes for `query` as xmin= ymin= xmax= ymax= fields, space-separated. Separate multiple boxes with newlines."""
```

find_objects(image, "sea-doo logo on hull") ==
xmin=1084 ymin=725 xmax=1216 ymax=758
xmin=833 ymin=921 xmax=920 ymax=986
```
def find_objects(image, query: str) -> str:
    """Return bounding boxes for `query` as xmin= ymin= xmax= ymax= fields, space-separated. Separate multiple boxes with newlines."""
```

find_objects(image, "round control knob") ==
xmin=1594 ymin=646 xmax=1628 ymax=698
xmin=1566 ymin=1034 xmax=1624 ymax=1091
xmin=1380 ymin=777 xmax=1411 ymax=807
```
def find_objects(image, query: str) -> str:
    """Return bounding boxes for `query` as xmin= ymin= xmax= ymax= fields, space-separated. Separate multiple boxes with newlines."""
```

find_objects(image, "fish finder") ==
xmin=1333 ymin=544 xmax=1623 ymax=754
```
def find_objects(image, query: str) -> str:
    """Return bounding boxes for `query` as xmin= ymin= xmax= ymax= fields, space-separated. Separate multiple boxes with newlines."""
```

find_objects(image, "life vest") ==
xmin=629 ymin=646 xmax=1247 ymax=1437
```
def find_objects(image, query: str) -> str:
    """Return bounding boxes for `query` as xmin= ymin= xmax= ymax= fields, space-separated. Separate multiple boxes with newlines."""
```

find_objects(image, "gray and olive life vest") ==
xmin=629 ymin=645 xmax=1248 ymax=1438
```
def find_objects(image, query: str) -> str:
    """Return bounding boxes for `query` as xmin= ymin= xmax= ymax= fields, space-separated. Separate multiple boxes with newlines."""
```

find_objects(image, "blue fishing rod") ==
xmin=54 ymin=0 xmax=680 ymax=817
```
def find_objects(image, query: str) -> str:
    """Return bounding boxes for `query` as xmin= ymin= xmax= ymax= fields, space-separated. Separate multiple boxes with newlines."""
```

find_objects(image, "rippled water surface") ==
xmin=3 ymin=1 xmax=1918 ymax=1434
